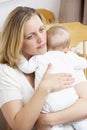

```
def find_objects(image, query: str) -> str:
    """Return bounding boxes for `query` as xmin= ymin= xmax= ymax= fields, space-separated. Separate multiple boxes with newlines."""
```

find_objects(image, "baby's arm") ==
xmin=18 ymin=55 xmax=38 ymax=73
xmin=75 ymin=56 xmax=87 ymax=69
xmin=70 ymin=52 xmax=87 ymax=69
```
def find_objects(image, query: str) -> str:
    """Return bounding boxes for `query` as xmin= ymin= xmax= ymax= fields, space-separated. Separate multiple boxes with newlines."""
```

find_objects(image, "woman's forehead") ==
xmin=24 ymin=15 xmax=43 ymax=35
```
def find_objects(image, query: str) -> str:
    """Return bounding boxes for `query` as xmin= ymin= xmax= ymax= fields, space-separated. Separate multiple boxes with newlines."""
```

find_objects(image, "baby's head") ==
xmin=47 ymin=26 xmax=71 ymax=53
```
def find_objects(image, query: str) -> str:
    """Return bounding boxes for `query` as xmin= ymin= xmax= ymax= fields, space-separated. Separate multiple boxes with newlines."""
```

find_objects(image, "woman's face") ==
xmin=22 ymin=15 xmax=47 ymax=59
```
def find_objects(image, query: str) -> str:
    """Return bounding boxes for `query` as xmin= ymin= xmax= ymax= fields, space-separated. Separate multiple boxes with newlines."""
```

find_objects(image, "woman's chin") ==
xmin=40 ymin=49 xmax=47 ymax=54
xmin=38 ymin=47 xmax=47 ymax=55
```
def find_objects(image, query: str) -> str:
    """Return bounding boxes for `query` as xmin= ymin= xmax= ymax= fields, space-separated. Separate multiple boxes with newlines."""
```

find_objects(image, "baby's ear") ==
xmin=64 ymin=46 xmax=70 ymax=53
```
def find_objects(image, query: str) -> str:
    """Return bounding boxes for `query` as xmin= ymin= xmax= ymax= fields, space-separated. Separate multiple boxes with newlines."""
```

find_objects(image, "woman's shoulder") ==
xmin=0 ymin=64 xmax=23 ymax=87
xmin=0 ymin=64 xmax=33 ymax=91
xmin=0 ymin=64 xmax=34 ymax=107
xmin=0 ymin=63 xmax=16 ymax=72
xmin=0 ymin=64 xmax=23 ymax=107
xmin=0 ymin=64 xmax=29 ymax=90
xmin=0 ymin=64 xmax=21 ymax=79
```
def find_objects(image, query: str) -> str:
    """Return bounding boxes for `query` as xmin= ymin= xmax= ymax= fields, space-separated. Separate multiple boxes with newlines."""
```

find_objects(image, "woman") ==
xmin=0 ymin=6 xmax=87 ymax=130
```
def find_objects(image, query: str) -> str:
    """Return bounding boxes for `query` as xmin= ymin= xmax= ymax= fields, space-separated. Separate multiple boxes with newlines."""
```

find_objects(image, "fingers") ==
xmin=58 ymin=73 xmax=72 ymax=77
xmin=61 ymin=73 xmax=74 ymax=82
xmin=63 ymin=79 xmax=74 ymax=89
xmin=44 ymin=63 xmax=52 ymax=74
xmin=58 ymin=73 xmax=74 ymax=89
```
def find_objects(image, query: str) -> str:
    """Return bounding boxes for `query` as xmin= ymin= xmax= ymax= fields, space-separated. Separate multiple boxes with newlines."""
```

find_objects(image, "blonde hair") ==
xmin=0 ymin=6 xmax=43 ymax=67
xmin=47 ymin=26 xmax=71 ymax=50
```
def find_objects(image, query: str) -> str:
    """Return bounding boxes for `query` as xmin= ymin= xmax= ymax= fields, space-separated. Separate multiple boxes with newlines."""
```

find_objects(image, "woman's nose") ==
xmin=37 ymin=34 xmax=43 ymax=43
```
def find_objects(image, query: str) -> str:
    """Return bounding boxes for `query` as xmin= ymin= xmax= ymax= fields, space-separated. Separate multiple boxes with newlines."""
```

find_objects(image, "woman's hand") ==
xmin=36 ymin=82 xmax=87 ymax=129
xmin=35 ymin=113 xmax=52 ymax=130
xmin=35 ymin=64 xmax=74 ymax=130
xmin=39 ymin=63 xmax=74 ymax=93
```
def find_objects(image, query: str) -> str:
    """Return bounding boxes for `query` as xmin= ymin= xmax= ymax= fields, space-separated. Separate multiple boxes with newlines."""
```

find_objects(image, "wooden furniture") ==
xmin=46 ymin=22 xmax=87 ymax=77
xmin=37 ymin=8 xmax=55 ymax=24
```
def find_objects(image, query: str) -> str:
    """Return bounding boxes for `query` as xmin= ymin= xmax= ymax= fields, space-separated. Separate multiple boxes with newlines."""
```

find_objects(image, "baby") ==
xmin=18 ymin=26 xmax=87 ymax=130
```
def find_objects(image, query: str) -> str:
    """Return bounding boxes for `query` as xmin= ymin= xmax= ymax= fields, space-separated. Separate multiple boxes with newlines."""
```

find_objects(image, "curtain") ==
xmin=83 ymin=0 xmax=87 ymax=24
xmin=59 ymin=0 xmax=87 ymax=25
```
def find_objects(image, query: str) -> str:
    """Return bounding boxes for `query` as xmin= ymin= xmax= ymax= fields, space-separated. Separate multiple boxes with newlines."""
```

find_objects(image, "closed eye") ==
xmin=26 ymin=35 xmax=34 ymax=40
xmin=40 ymin=26 xmax=46 ymax=33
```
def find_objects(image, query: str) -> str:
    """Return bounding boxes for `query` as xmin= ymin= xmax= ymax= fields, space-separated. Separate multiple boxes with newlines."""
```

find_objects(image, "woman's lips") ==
xmin=37 ymin=43 xmax=46 ymax=49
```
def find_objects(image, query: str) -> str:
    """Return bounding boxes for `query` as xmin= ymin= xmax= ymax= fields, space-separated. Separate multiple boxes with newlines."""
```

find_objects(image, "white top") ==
xmin=18 ymin=51 xmax=87 ymax=130
xmin=0 ymin=64 xmax=34 ymax=107
xmin=18 ymin=50 xmax=87 ymax=112
xmin=0 ymin=63 xmax=76 ymax=130
xmin=19 ymin=51 xmax=87 ymax=89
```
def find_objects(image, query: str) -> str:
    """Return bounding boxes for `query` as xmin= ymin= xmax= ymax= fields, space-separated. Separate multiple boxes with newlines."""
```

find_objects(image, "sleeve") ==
xmin=69 ymin=51 xmax=87 ymax=70
xmin=18 ymin=56 xmax=38 ymax=73
xmin=0 ymin=65 xmax=22 ymax=107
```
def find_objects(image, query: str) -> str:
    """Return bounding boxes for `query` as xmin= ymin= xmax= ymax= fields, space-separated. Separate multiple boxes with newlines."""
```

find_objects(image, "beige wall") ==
xmin=0 ymin=0 xmax=61 ymax=31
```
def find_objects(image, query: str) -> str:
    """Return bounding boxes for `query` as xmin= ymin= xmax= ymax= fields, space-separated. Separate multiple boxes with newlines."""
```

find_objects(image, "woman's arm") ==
xmin=1 ymin=64 xmax=74 ymax=130
xmin=1 ymin=87 xmax=49 ymax=130
xmin=35 ymin=82 xmax=87 ymax=129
